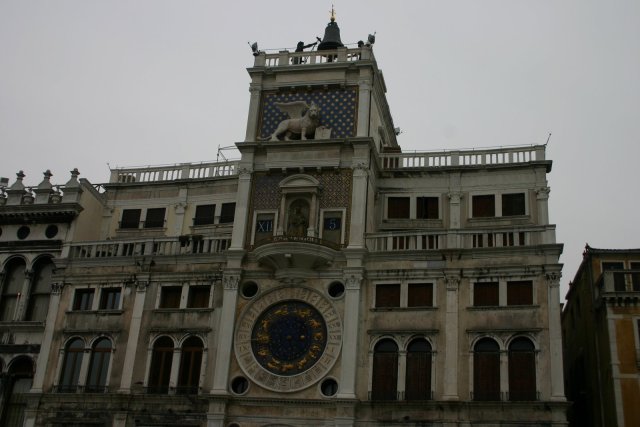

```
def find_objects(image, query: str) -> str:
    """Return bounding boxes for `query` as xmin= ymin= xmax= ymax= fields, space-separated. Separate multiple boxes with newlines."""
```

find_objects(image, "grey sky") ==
xmin=1 ymin=0 xmax=639 ymax=298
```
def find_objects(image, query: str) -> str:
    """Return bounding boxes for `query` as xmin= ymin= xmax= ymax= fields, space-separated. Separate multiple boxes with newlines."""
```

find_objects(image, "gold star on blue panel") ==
xmin=258 ymin=88 xmax=357 ymax=139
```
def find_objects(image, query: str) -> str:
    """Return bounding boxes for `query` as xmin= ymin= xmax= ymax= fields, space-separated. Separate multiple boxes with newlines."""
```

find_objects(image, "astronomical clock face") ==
xmin=235 ymin=287 xmax=342 ymax=392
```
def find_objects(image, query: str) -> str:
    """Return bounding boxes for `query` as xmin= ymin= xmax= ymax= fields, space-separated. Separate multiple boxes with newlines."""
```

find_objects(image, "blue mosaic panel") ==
xmin=258 ymin=88 xmax=358 ymax=139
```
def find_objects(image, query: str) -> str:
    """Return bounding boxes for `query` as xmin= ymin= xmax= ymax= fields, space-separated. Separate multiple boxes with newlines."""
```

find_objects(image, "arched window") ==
xmin=177 ymin=336 xmax=203 ymax=394
xmin=1 ymin=258 xmax=26 ymax=321
xmin=474 ymin=338 xmax=500 ymax=401
xmin=371 ymin=339 xmax=398 ymax=400
xmin=59 ymin=338 xmax=84 ymax=393
xmin=148 ymin=336 xmax=173 ymax=394
xmin=405 ymin=338 xmax=432 ymax=400
xmin=26 ymin=258 xmax=54 ymax=321
xmin=508 ymin=337 xmax=537 ymax=401
xmin=85 ymin=338 xmax=112 ymax=393
xmin=1 ymin=357 xmax=33 ymax=426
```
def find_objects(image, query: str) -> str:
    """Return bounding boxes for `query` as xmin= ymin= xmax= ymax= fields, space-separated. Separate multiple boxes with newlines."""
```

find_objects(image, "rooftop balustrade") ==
xmin=109 ymin=160 xmax=239 ymax=184
xmin=253 ymin=46 xmax=370 ymax=68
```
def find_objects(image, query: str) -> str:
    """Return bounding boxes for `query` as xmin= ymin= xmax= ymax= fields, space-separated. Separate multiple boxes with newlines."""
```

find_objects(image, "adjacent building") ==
xmin=0 ymin=18 xmax=568 ymax=427
xmin=562 ymin=246 xmax=640 ymax=427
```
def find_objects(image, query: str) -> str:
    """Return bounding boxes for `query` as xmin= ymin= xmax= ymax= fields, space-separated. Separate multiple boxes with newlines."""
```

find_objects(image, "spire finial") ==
xmin=330 ymin=4 xmax=336 ymax=22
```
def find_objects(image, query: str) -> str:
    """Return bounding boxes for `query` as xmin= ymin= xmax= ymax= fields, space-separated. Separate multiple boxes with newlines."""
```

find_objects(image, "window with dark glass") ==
xmin=631 ymin=262 xmax=640 ymax=291
xmin=407 ymin=283 xmax=433 ymax=307
xmin=474 ymin=338 xmax=500 ymax=401
xmin=147 ymin=337 xmax=173 ymax=394
xmin=405 ymin=339 xmax=432 ymax=400
xmin=120 ymin=209 xmax=141 ymax=229
xmin=474 ymin=282 xmax=499 ymax=306
xmin=375 ymin=284 xmax=400 ymax=308
xmin=603 ymin=262 xmax=626 ymax=291
xmin=254 ymin=213 xmax=275 ymax=244
xmin=507 ymin=280 xmax=533 ymax=305
xmin=59 ymin=338 xmax=84 ymax=392
xmin=4 ymin=357 xmax=33 ymax=425
xmin=73 ymin=289 xmax=95 ymax=311
xmin=0 ymin=259 xmax=26 ymax=321
xmin=187 ymin=285 xmax=210 ymax=308
xmin=416 ymin=197 xmax=439 ymax=219
xmin=508 ymin=337 xmax=537 ymax=401
xmin=159 ymin=286 xmax=182 ymax=309
xmin=322 ymin=211 xmax=343 ymax=244
xmin=219 ymin=202 xmax=236 ymax=223
xmin=177 ymin=337 xmax=203 ymax=394
xmin=371 ymin=339 xmax=398 ymax=400
xmin=193 ymin=204 xmax=215 ymax=226
xmin=85 ymin=338 xmax=112 ymax=393
xmin=472 ymin=195 xmax=495 ymax=218
xmin=144 ymin=208 xmax=166 ymax=228
xmin=26 ymin=258 xmax=54 ymax=321
xmin=99 ymin=287 xmax=121 ymax=310
xmin=387 ymin=197 xmax=410 ymax=219
xmin=502 ymin=193 xmax=526 ymax=216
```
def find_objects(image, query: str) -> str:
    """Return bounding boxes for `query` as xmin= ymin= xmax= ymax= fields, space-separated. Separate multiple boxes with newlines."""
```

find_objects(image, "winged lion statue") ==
xmin=261 ymin=101 xmax=321 ymax=141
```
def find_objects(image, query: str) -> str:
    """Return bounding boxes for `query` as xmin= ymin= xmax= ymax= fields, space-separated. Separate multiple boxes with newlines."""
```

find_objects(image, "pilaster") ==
xmin=31 ymin=282 xmax=64 ymax=392
xmin=545 ymin=272 xmax=566 ymax=401
xmin=119 ymin=280 xmax=149 ymax=392
xmin=210 ymin=273 xmax=240 ymax=394
xmin=337 ymin=272 xmax=362 ymax=398
xmin=443 ymin=274 xmax=460 ymax=400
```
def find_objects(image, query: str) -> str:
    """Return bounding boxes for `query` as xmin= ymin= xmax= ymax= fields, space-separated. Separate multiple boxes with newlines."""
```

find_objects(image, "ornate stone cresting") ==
xmin=261 ymin=101 xmax=321 ymax=141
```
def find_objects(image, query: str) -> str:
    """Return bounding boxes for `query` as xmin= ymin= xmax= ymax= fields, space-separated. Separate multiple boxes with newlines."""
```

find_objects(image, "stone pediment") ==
xmin=279 ymin=174 xmax=320 ymax=190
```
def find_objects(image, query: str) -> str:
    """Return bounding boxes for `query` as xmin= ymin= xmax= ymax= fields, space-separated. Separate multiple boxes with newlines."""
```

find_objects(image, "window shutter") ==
xmin=507 ymin=281 xmax=533 ymax=305
xmin=408 ymin=283 xmax=433 ymax=307
xmin=375 ymin=284 xmax=401 ymax=308
xmin=387 ymin=197 xmax=410 ymax=219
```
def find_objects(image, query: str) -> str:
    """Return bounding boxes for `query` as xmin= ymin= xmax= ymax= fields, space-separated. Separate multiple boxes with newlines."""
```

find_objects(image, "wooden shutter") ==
xmin=375 ymin=284 xmax=400 ymax=308
xmin=509 ymin=338 xmax=536 ymax=401
xmin=194 ymin=204 xmax=215 ymax=225
xmin=387 ymin=197 xmax=410 ymax=219
xmin=372 ymin=340 xmax=398 ymax=400
xmin=144 ymin=208 xmax=166 ymax=228
xmin=120 ymin=209 xmax=141 ymax=229
xmin=502 ymin=193 xmax=525 ymax=216
xmin=405 ymin=339 xmax=432 ymax=400
xmin=474 ymin=339 xmax=500 ymax=401
xmin=472 ymin=195 xmax=495 ymax=217
xmin=407 ymin=283 xmax=433 ymax=307
xmin=474 ymin=282 xmax=499 ymax=306
xmin=507 ymin=281 xmax=533 ymax=305
xmin=417 ymin=197 xmax=438 ymax=219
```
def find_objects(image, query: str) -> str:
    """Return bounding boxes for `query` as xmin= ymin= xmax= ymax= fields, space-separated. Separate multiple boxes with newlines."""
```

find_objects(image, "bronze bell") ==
xmin=317 ymin=19 xmax=344 ymax=51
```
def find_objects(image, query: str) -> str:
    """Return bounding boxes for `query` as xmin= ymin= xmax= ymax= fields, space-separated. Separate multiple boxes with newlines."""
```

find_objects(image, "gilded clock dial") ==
xmin=251 ymin=300 xmax=327 ymax=376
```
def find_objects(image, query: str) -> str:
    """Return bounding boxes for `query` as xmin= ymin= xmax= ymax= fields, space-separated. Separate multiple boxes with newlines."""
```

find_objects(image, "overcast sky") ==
xmin=1 ymin=1 xmax=639 ymax=298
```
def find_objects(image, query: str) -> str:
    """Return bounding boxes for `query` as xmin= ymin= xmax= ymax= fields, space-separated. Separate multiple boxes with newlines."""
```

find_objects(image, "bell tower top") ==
xmin=318 ymin=6 xmax=344 ymax=51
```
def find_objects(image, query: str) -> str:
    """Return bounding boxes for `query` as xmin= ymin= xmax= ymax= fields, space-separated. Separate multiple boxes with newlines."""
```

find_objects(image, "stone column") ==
xmin=337 ymin=273 xmax=362 ymax=398
xmin=229 ymin=169 xmax=252 ymax=250
xmin=244 ymin=85 xmax=262 ymax=141
xmin=15 ymin=270 xmax=33 ymax=321
xmin=536 ymin=187 xmax=550 ymax=225
xmin=119 ymin=280 xmax=149 ymax=392
xmin=31 ymin=282 xmax=64 ymax=392
xmin=210 ymin=273 xmax=240 ymax=394
xmin=545 ymin=272 xmax=566 ymax=401
xmin=356 ymin=81 xmax=371 ymax=137
xmin=443 ymin=275 xmax=460 ymax=400
xmin=347 ymin=164 xmax=368 ymax=249
xmin=397 ymin=350 xmax=407 ymax=399
xmin=447 ymin=192 xmax=462 ymax=249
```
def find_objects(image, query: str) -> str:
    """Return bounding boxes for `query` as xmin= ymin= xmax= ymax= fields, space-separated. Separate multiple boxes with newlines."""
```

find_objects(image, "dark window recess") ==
xmin=407 ymin=283 xmax=433 ymax=307
xmin=59 ymin=338 xmax=84 ymax=393
xmin=323 ymin=212 xmax=343 ymax=244
xmin=254 ymin=213 xmax=275 ymax=244
xmin=405 ymin=339 xmax=432 ymax=400
xmin=387 ymin=197 xmax=410 ymax=219
xmin=73 ymin=289 xmax=95 ymax=311
xmin=120 ymin=209 xmax=141 ymax=229
xmin=144 ymin=208 xmax=166 ymax=228
xmin=193 ymin=204 xmax=215 ymax=226
xmin=502 ymin=193 xmax=526 ymax=216
xmin=603 ymin=262 xmax=626 ymax=291
xmin=474 ymin=338 xmax=501 ymax=401
xmin=177 ymin=337 xmax=203 ymax=394
xmin=507 ymin=281 xmax=533 ymax=305
xmin=220 ymin=203 xmax=236 ymax=223
xmin=371 ymin=340 xmax=398 ymax=400
xmin=45 ymin=224 xmax=59 ymax=239
xmin=474 ymin=282 xmax=499 ymax=306
xmin=159 ymin=286 xmax=182 ymax=309
xmin=148 ymin=337 xmax=173 ymax=394
xmin=375 ymin=284 xmax=400 ymax=308
xmin=187 ymin=286 xmax=210 ymax=308
xmin=85 ymin=338 xmax=112 ymax=393
xmin=17 ymin=226 xmax=30 ymax=240
xmin=320 ymin=378 xmax=338 ymax=397
xmin=99 ymin=288 xmax=121 ymax=310
xmin=472 ymin=195 xmax=495 ymax=218
xmin=416 ymin=197 xmax=439 ymax=219
xmin=508 ymin=338 xmax=537 ymax=401
xmin=631 ymin=262 xmax=640 ymax=291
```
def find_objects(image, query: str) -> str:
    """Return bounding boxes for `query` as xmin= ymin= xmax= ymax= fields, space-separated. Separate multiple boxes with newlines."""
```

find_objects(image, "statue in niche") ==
xmin=287 ymin=205 xmax=309 ymax=237
xmin=262 ymin=101 xmax=321 ymax=141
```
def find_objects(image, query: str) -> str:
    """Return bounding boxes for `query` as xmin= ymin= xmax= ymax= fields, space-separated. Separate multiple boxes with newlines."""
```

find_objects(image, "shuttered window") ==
xmin=472 ymin=195 xmax=495 ymax=218
xmin=407 ymin=283 xmax=433 ymax=307
xmin=148 ymin=337 xmax=173 ymax=394
xmin=603 ymin=262 xmax=626 ymax=291
xmin=507 ymin=281 xmax=533 ymax=305
xmin=193 ymin=204 xmax=215 ymax=226
xmin=502 ymin=193 xmax=526 ymax=216
xmin=474 ymin=338 xmax=500 ymax=401
xmin=120 ymin=209 xmax=141 ymax=229
xmin=508 ymin=338 xmax=537 ymax=401
xmin=405 ymin=339 xmax=432 ymax=400
xmin=371 ymin=340 xmax=398 ymax=400
xmin=144 ymin=208 xmax=166 ymax=228
xmin=388 ymin=197 xmax=410 ymax=219
xmin=474 ymin=282 xmax=499 ymax=306
xmin=220 ymin=203 xmax=236 ymax=223
xmin=187 ymin=286 xmax=210 ymax=308
xmin=177 ymin=337 xmax=203 ymax=394
xmin=159 ymin=286 xmax=182 ymax=309
xmin=375 ymin=284 xmax=400 ymax=308
xmin=416 ymin=197 xmax=439 ymax=219
xmin=631 ymin=262 xmax=640 ymax=291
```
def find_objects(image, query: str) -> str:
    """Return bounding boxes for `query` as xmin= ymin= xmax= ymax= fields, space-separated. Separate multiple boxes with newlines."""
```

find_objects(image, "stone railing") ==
xmin=596 ymin=270 xmax=640 ymax=293
xmin=380 ymin=145 xmax=546 ymax=171
xmin=109 ymin=160 xmax=239 ymax=184
xmin=254 ymin=46 xmax=371 ymax=68
xmin=67 ymin=236 xmax=230 ymax=259
xmin=365 ymin=226 xmax=555 ymax=252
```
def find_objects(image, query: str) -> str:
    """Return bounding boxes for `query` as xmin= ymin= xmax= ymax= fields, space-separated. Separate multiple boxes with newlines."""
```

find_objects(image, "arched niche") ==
xmin=277 ymin=174 xmax=321 ymax=237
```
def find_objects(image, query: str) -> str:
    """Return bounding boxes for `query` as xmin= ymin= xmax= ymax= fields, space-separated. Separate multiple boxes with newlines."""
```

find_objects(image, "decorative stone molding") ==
xmin=173 ymin=202 xmax=186 ymax=214
xmin=536 ymin=187 xmax=551 ymax=200
xmin=344 ymin=274 xmax=362 ymax=290
xmin=135 ymin=281 xmax=149 ymax=292
xmin=447 ymin=192 xmax=463 ymax=204
xmin=238 ymin=166 xmax=253 ymax=177
xmin=545 ymin=272 xmax=561 ymax=288
xmin=445 ymin=275 xmax=461 ymax=291
xmin=223 ymin=275 xmax=240 ymax=291
xmin=51 ymin=282 xmax=64 ymax=294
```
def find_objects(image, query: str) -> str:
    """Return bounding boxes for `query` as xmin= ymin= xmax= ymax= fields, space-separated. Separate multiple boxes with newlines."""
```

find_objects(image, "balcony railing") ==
xmin=109 ymin=160 xmax=239 ymax=184
xmin=254 ymin=46 xmax=370 ymax=68
xmin=380 ymin=145 xmax=546 ymax=171
xmin=597 ymin=270 xmax=640 ymax=293
xmin=251 ymin=234 xmax=343 ymax=251
xmin=365 ymin=226 xmax=555 ymax=252
xmin=68 ymin=236 xmax=230 ymax=259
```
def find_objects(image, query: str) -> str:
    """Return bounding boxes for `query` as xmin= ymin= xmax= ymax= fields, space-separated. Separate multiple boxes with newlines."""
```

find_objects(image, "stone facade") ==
xmin=0 ymin=19 xmax=567 ymax=427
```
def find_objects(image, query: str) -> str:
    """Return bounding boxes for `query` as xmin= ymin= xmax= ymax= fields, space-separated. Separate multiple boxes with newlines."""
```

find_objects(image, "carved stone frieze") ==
xmin=445 ymin=275 xmax=461 ymax=291
xmin=536 ymin=187 xmax=551 ymax=200
xmin=344 ymin=274 xmax=362 ymax=290
xmin=545 ymin=272 xmax=561 ymax=287
xmin=223 ymin=275 xmax=241 ymax=291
